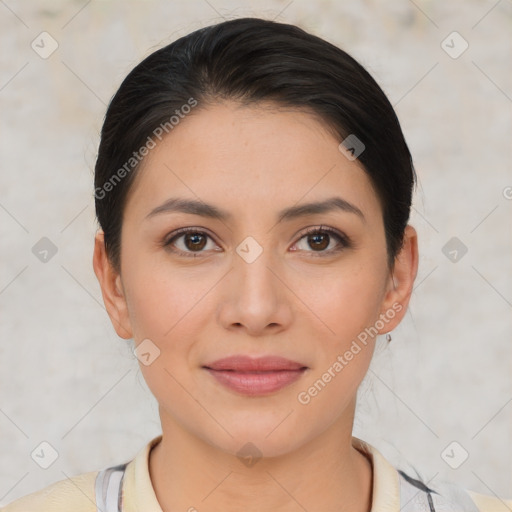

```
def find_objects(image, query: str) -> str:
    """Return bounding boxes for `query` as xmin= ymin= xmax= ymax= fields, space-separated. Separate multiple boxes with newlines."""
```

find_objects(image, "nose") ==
xmin=216 ymin=242 xmax=293 ymax=336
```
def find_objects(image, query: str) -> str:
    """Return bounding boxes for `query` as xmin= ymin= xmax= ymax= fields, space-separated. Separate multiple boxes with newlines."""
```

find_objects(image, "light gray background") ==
xmin=1 ymin=0 xmax=511 ymax=507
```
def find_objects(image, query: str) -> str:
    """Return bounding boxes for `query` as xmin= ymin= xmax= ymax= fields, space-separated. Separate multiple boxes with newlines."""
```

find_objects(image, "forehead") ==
xmin=123 ymin=101 xmax=382 ymax=226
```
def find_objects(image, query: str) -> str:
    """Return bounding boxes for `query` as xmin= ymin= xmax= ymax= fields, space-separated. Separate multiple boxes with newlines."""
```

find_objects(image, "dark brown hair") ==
xmin=94 ymin=17 xmax=417 ymax=272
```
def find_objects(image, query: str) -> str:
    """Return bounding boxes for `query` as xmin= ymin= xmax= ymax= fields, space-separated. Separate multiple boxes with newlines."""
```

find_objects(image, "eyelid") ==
xmin=296 ymin=224 xmax=346 ymax=240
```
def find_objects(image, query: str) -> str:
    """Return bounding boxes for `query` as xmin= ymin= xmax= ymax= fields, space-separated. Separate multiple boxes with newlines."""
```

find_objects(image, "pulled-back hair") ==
xmin=94 ymin=17 xmax=416 ymax=272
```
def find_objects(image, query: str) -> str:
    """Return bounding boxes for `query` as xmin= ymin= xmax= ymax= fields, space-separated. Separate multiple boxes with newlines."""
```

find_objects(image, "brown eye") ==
xmin=164 ymin=228 xmax=219 ymax=258
xmin=293 ymin=226 xmax=350 ymax=256
xmin=182 ymin=232 xmax=207 ymax=251
xmin=306 ymin=232 xmax=330 ymax=251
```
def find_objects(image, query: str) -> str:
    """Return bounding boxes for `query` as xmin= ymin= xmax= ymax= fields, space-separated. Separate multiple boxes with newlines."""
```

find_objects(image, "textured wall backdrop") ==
xmin=1 ymin=0 xmax=511 ymax=506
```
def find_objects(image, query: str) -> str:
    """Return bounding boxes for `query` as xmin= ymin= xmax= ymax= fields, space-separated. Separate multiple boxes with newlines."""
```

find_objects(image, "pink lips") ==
xmin=203 ymin=355 xmax=308 ymax=396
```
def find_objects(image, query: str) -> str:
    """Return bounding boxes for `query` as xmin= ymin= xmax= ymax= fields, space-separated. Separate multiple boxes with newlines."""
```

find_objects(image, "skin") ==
xmin=93 ymin=101 xmax=418 ymax=512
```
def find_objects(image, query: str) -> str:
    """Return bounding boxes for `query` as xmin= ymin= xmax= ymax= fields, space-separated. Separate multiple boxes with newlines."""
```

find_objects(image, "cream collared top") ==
xmin=2 ymin=435 xmax=511 ymax=511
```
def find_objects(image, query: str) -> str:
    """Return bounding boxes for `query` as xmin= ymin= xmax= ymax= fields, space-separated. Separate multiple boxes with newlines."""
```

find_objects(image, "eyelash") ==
xmin=162 ymin=225 xmax=350 ymax=258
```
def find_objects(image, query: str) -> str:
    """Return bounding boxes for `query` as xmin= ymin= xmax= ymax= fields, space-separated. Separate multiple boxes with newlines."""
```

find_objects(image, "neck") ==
xmin=148 ymin=413 xmax=373 ymax=512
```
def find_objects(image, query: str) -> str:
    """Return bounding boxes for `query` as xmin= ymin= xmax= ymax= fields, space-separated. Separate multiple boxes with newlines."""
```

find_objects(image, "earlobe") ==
xmin=378 ymin=224 xmax=419 ymax=333
xmin=92 ymin=230 xmax=133 ymax=339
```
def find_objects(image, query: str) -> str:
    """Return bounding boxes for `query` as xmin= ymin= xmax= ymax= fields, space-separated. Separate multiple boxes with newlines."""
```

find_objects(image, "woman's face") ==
xmin=95 ymin=101 xmax=417 ymax=457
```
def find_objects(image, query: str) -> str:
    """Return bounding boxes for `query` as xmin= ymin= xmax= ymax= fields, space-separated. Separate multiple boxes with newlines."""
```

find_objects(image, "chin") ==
xmin=203 ymin=419 xmax=306 ymax=460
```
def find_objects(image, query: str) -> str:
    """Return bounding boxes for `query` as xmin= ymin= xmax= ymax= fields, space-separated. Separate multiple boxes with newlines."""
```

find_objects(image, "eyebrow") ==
xmin=145 ymin=196 xmax=365 ymax=223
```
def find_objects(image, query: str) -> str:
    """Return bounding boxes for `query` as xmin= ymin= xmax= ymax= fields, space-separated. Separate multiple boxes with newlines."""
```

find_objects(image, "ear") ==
xmin=377 ymin=224 xmax=419 ymax=333
xmin=92 ymin=230 xmax=133 ymax=339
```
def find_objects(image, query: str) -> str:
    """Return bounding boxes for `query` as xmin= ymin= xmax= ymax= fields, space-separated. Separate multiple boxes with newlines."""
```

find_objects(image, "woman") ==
xmin=3 ymin=16 xmax=510 ymax=512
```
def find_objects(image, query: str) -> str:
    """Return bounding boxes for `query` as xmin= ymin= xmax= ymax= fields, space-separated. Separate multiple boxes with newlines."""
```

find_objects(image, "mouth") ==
xmin=202 ymin=355 xmax=308 ymax=396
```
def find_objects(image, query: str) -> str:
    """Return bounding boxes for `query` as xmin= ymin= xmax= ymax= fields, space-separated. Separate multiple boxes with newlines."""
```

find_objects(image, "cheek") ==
xmin=121 ymin=252 xmax=221 ymax=390
xmin=121 ymin=260 xmax=210 ymax=408
xmin=295 ymin=272 xmax=379 ymax=426
xmin=121 ymin=243 xmax=208 ymax=340
xmin=296 ymin=259 xmax=386 ymax=402
xmin=305 ymin=261 xmax=386 ymax=342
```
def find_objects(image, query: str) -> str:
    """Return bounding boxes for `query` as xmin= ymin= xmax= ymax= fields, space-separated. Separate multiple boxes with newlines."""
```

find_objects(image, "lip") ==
xmin=203 ymin=355 xmax=308 ymax=396
xmin=205 ymin=355 xmax=306 ymax=372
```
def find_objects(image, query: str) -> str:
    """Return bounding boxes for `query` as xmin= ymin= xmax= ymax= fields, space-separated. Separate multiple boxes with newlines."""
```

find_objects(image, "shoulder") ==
xmin=353 ymin=437 xmax=512 ymax=512
xmin=1 ymin=435 xmax=159 ymax=512
xmin=466 ymin=489 xmax=512 ymax=512
xmin=1 ymin=470 xmax=98 ymax=512
xmin=399 ymin=469 xmax=512 ymax=512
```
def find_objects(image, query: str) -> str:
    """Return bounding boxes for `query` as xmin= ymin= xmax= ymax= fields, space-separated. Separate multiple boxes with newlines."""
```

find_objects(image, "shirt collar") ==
xmin=352 ymin=436 xmax=400 ymax=511
xmin=123 ymin=434 xmax=163 ymax=512
xmin=122 ymin=434 xmax=400 ymax=512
